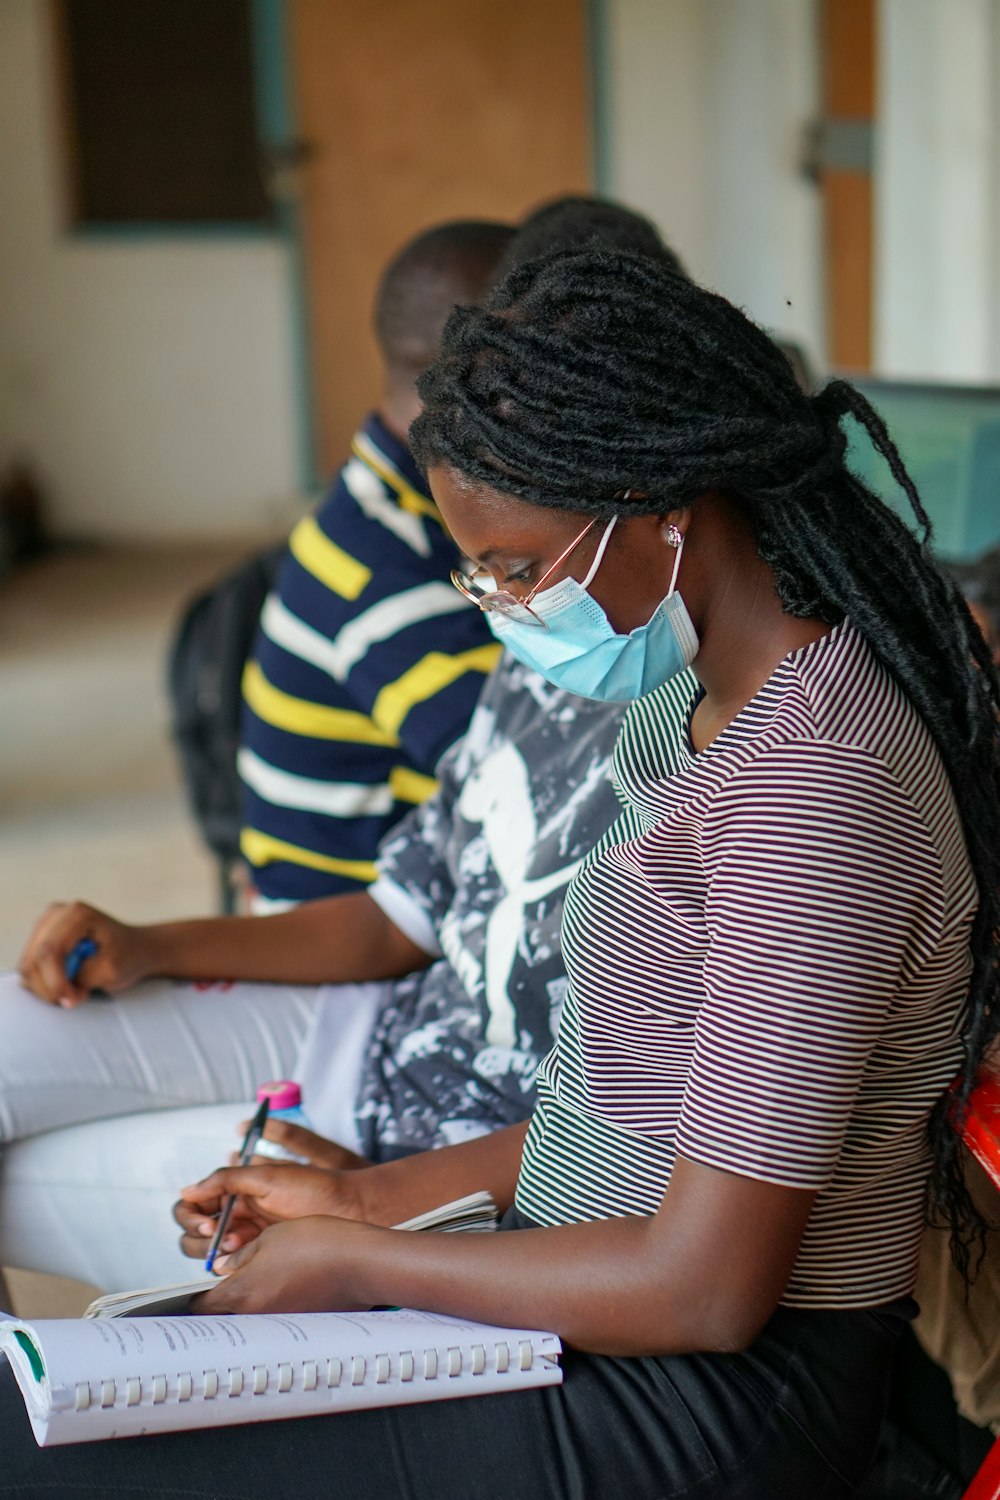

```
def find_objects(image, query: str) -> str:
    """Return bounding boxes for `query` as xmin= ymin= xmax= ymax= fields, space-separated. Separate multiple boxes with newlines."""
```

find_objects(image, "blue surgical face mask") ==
xmin=485 ymin=516 xmax=699 ymax=702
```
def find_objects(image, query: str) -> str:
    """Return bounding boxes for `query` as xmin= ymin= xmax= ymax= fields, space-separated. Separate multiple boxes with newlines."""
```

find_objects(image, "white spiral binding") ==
xmin=72 ymin=1335 xmax=537 ymax=1412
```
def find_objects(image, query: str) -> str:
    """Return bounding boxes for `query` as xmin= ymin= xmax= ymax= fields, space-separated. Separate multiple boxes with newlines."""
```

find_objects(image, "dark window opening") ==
xmin=55 ymin=0 xmax=273 ymax=227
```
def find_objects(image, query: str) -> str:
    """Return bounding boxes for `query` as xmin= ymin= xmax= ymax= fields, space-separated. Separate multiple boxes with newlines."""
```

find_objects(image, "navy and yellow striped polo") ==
xmin=239 ymin=412 xmax=500 ymax=903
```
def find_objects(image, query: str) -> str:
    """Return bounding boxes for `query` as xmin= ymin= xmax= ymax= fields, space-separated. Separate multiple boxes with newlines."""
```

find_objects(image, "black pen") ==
xmin=204 ymin=1097 xmax=269 ymax=1273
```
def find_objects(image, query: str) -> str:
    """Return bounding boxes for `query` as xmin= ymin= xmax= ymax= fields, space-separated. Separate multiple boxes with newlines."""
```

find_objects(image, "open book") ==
xmin=1 ymin=1191 xmax=562 ymax=1447
xmin=0 ymin=1306 xmax=563 ymax=1446
xmin=83 ymin=1191 xmax=500 ymax=1319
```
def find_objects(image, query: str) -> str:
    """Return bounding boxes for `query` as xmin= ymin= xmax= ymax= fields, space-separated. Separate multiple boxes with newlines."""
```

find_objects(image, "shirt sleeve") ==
xmin=366 ymin=874 xmax=442 ymax=957
xmin=675 ymin=739 xmax=947 ymax=1189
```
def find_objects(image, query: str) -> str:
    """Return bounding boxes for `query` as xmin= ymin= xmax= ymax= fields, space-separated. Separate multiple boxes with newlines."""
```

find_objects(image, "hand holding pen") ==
xmin=204 ymin=1098 xmax=271 ymax=1273
xmin=65 ymin=937 xmax=98 ymax=984
xmin=18 ymin=899 xmax=155 ymax=1006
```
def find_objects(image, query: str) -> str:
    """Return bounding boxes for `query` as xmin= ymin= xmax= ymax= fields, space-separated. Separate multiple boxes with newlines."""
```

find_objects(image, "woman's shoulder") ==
xmin=787 ymin=622 xmax=946 ymax=791
xmin=714 ymin=627 xmax=972 ymax=901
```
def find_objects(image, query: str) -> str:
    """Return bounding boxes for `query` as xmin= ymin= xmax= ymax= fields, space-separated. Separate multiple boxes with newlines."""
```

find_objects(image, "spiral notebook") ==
xmin=0 ymin=1306 xmax=562 ymax=1447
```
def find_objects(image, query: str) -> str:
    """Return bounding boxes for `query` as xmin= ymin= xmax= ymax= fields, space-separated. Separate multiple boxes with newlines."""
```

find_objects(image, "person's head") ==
xmin=411 ymin=248 xmax=913 ymax=640
xmin=501 ymin=194 xmax=685 ymax=278
xmin=373 ymin=219 xmax=515 ymax=437
xmin=411 ymin=246 xmax=1000 ymax=1262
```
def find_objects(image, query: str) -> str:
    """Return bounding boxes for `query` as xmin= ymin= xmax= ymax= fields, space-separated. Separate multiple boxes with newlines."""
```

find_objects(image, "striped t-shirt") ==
xmin=240 ymin=413 xmax=500 ymax=903
xmin=516 ymin=622 xmax=977 ymax=1308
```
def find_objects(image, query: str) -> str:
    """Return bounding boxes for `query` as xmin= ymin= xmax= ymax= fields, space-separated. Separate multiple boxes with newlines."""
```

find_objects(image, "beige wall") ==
xmin=0 ymin=0 xmax=302 ymax=542
xmin=606 ymin=0 xmax=1000 ymax=386
xmin=605 ymin=0 xmax=827 ymax=371
xmin=13 ymin=0 xmax=994 ymax=547
xmin=876 ymin=0 xmax=1000 ymax=381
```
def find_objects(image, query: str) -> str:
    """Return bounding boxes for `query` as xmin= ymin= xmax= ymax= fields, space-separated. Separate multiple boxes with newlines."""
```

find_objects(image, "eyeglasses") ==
xmin=450 ymin=517 xmax=601 ymax=629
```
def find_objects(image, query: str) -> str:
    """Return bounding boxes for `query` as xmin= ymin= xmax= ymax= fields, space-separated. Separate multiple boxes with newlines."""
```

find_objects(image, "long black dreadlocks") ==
xmin=411 ymin=248 xmax=1000 ymax=1274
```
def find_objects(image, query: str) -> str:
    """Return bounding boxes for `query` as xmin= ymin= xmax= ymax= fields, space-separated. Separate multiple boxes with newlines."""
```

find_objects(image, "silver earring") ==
xmin=665 ymin=523 xmax=683 ymax=549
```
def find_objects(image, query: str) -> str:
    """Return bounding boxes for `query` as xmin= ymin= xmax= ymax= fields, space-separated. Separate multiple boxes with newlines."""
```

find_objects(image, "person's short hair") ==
xmin=502 ymin=195 xmax=685 ymax=278
xmin=374 ymin=220 xmax=515 ymax=374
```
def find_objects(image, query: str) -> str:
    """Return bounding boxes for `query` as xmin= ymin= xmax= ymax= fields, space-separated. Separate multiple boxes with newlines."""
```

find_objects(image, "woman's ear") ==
xmin=658 ymin=509 xmax=690 ymax=542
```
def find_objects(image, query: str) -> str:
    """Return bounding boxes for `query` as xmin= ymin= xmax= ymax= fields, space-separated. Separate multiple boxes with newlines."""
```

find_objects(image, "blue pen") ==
xmin=64 ymin=937 xmax=98 ymax=984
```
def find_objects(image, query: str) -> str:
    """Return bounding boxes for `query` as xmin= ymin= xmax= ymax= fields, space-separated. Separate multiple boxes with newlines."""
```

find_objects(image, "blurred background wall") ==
xmin=605 ymin=0 xmax=825 ymax=382
xmin=1 ymin=0 xmax=999 ymax=545
xmin=0 ymin=0 xmax=301 ymax=543
xmin=876 ymin=0 xmax=1000 ymax=380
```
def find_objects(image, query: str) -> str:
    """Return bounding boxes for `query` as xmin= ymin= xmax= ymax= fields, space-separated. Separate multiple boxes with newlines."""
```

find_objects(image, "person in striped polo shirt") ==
xmin=240 ymin=221 xmax=513 ymax=907
xmin=54 ymin=246 xmax=997 ymax=1499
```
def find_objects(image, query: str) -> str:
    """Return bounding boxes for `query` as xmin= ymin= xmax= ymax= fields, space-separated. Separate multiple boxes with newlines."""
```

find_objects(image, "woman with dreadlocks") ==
xmin=5 ymin=250 xmax=998 ymax=1499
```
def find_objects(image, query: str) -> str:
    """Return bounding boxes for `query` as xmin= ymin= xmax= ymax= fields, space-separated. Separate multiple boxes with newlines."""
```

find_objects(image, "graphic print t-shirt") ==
xmin=356 ymin=655 xmax=626 ymax=1160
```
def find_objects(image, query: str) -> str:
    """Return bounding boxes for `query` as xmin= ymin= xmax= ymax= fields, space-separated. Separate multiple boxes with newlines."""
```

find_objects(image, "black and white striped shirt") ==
xmin=515 ymin=622 xmax=976 ymax=1308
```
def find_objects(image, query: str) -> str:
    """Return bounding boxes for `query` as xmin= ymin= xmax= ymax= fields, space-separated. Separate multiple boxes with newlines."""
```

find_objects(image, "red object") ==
xmin=960 ymin=1059 xmax=1000 ymax=1500
xmin=965 ymin=1441 xmax=1000 ymax=1500
xmin=961 ymin=1065 xmax=1000 ymax=1193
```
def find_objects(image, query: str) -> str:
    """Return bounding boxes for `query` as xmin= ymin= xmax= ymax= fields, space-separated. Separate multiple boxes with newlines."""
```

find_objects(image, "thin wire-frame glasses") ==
xmin=450 ymin=517 xmax=599 ymax=629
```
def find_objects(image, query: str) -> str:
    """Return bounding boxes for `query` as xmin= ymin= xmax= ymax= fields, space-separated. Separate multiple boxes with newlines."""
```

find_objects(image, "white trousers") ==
xmin=0 ymin=972 xmax=384 ymax=1291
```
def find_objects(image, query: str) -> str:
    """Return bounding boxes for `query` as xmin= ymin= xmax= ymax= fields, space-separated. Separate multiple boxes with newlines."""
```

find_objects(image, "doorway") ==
xmin=288 ymin=0 xmax=592 ymax=476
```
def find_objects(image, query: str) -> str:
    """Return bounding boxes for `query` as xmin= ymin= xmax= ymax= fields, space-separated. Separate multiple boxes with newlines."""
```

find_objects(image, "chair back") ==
xmin=959 ymin=1061 xmax=1000 ymax=1500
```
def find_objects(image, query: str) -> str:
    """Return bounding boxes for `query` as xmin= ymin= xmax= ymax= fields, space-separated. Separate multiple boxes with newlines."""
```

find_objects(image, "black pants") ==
xmin=0 ymin=1228 xmax=908 ymax=1500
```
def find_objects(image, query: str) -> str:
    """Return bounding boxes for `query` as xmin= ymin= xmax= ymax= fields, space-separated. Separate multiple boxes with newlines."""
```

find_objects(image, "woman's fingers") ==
xmin=236 ymin=1116 xmax=370 ymax=1171
xmin=173 ymin=1189 xmax=221 ymax=1260
xmin=176 ymin=1214 xmax=257 ymax=1261
xmin=188 ymin=1239 xmax=263 ymax=1309
xmin=177 ymin=1161 xmax=360 ymax=1239
xmin=176 ymin=1171 xmax=227 ymax=1219
xmin=174 ymin=1170 xmax=255 ymax=1252
xmin=177 ymin=1163 xmax=327 ymax=1225
xmin=187 ymin=1219 xmax=371 ymax=1315
xmin=178 ymin=1164 xmax=288 ymax=1212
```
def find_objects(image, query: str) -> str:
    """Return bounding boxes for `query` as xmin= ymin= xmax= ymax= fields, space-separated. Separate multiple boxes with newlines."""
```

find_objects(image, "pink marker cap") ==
xmin=257 ymin=1080 xmax=301 ymax=1110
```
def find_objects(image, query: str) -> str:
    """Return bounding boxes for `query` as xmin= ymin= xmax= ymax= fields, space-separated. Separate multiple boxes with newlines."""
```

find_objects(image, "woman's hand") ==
xmin=234 ymin=1117 xmax=370 ymax=1172
xmin=18 ymin=900 xmax=156 ymax=1007
xmin=174 ymin=1162 xmax=366 ymax=1260
xmin=189 ymin=1217 xmax=375 ymax=1314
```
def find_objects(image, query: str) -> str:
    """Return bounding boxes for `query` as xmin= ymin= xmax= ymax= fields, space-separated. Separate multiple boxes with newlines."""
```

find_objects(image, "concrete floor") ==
xmin=0 ymin=542 xmax=250 ymax=1315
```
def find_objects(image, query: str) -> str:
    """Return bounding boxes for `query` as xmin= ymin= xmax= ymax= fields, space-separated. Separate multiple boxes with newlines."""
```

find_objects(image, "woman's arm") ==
xmin=175 ymin=1121 xmax=531 ymax=1257
xmin=192 ymin=1151 xmax=816 ymax=1358
xmin=18 ymin=891 xmax=430 ymax=1005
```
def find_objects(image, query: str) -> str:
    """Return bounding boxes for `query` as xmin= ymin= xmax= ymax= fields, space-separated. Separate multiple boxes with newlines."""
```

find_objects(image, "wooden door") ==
xmin=819 ymin=0 xmax=875 ymax=371
xmin=289 ymin=0 xmax=592 ymax=476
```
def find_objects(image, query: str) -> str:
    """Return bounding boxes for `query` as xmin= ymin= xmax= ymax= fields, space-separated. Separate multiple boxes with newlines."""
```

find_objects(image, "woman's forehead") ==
xmin=428 ymin=464 xmax=577 ymax=556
